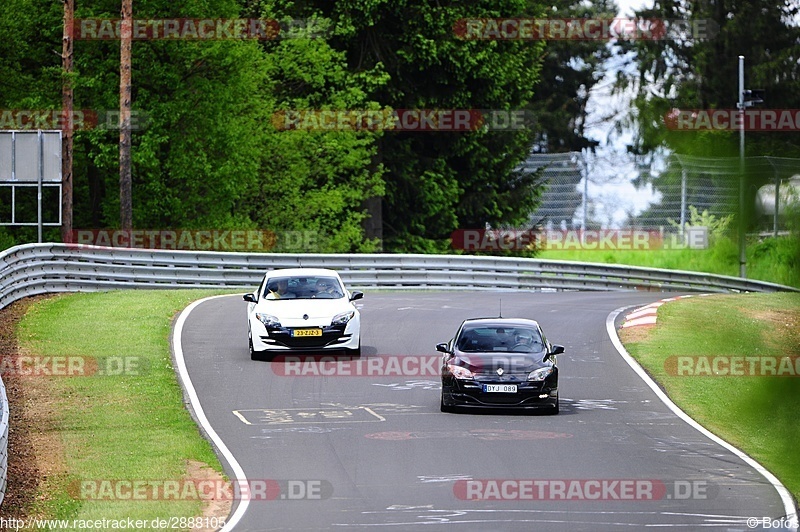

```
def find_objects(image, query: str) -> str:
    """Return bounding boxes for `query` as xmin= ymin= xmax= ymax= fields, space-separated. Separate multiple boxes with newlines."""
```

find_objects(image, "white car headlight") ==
xmin=332 ymin=310 xmax=355 ymax=326
xmin=256 ymin=313 xmax=281 ymax=328
xmin=527 ymin=367 xmax=553 ymax=382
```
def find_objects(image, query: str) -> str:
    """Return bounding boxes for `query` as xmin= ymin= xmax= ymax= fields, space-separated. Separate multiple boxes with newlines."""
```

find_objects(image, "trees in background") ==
xmin=618 ymin=0 xmax=800 ymax=228
xmin=0 ymin=0 xmax=625 ymax=252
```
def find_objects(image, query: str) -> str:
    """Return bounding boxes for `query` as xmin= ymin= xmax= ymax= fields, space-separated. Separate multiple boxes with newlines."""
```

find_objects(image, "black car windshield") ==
xmin=264 ymin=276 xmax=344 ymax=300
xmin=457 ymin=326 xmax=544 ymax=353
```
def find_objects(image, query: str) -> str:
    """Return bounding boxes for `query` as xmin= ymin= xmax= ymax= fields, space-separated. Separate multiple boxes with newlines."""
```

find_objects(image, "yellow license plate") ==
xmin=292 ymin=329 xmax=322 ymax=337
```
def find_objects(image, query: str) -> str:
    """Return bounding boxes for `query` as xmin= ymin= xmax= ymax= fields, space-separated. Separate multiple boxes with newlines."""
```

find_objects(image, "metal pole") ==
xmin=10 ymin=131 xmax=15 ymax=183
xmin=582 ymin=175 xmax=588 ymax=230
xmin=38 ymin=129 xmax=43 ymax=243
xmin=680 ymin=168 xmax=687 ymax=238
xmin=738 ymin=55 xmax=746 ymax=278
xmin=773 ymin=165 xmax=779 ymax=237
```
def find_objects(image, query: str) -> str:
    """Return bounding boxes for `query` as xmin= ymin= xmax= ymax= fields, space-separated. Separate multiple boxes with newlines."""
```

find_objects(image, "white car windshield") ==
xmin=263 ymin=276 xmax=344 ymax=300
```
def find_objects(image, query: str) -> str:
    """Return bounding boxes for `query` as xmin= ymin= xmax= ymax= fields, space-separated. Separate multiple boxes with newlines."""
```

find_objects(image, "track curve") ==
xmin=174 ymin=291 xmax=790 ymax=531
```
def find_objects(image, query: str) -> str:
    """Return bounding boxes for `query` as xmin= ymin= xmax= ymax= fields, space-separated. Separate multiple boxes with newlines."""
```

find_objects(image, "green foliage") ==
xmin=667 ymin=206 xmax=733 ymax=242
xmin=540 ymin=233 xmax=799 ymax=288
xmin=621 ymin=0 xmax=800 ymax=158
xmin=254 ymin=0 xmax=552 ymax=251
xmin=527 ymin=0 xmax=616 ymax=153
xmin=1 ymin=0 xmax=613 ymax=253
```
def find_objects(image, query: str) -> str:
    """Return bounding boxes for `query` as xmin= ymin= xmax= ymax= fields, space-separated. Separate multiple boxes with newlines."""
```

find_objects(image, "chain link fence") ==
xmin=519 ymin=152 xmax=585 ymax=229
xmin=521 ymin=152 xmax=800 ymax=233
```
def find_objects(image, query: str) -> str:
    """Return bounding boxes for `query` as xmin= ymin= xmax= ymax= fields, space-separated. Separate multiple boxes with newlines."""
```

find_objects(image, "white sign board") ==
xmin=0 ymin=130 xmax=62 ymax=182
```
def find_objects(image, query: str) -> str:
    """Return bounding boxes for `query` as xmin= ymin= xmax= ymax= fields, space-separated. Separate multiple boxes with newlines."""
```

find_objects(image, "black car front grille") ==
xmin=445 ymin=374 xmax=556 ymax=407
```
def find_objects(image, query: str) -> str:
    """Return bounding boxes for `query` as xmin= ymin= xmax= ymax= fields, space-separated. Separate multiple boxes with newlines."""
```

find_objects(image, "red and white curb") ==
xmin=621 ymin=294 xmax=711 ymax=328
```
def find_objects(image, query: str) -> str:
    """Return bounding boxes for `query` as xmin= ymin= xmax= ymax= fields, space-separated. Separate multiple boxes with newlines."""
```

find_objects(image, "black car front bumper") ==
xmin=442 ymin=373 xmax=558 ymax=410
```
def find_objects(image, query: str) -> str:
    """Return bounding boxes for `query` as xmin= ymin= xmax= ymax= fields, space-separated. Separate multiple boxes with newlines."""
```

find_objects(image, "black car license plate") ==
xmin=482 ymin=384 xmax=518 ymax=393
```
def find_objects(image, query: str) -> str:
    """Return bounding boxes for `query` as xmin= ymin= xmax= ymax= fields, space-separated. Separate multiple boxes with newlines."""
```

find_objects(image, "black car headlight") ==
xmin=444 ymin=364 xmax=475 ymax=380
xmin=527 ymin=367 xmax=553 ymax=382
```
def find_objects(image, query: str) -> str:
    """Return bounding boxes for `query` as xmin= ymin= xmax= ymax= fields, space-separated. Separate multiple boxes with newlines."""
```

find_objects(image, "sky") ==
xmin=578 ymin=0 xmax=661 ymax=228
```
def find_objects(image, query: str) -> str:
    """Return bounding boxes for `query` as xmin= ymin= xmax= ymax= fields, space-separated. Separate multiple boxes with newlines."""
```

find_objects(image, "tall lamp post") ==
xmin=736 ymin=55 xmax=763 ymax=279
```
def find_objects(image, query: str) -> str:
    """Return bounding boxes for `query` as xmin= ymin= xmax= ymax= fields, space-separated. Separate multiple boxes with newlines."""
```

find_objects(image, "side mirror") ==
xmin=544 ymin=344 xmax=564 ymax=361
xmin=242 ymin=293 xmax=257 ymax=303
xmin=349 ymin=291 xmax=364 ymax=301
xmin=436 ymin=342 xmax=450 ymax=353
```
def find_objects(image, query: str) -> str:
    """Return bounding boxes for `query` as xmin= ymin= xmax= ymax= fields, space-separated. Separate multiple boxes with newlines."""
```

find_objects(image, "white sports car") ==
xmin=242 ymin=268 xmax=363 ymax=360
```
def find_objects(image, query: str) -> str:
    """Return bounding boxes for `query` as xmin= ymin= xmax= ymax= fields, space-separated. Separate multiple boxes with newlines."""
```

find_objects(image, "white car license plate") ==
xmin=292 ymin=328 xmax=322 ymax=337
xmin=483 ymin=384 xmax=517 ymax=393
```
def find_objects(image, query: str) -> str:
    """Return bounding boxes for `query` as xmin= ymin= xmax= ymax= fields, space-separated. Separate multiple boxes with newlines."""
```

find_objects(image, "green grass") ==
xmin=620 ymin=293 xmax=800 ymax=504
xmin=539 ymin=235 xmax=800 ymax=288
xmin=13 ymin=287 xmax=800 ymax=525
xmin=15 ymin=289 xmax=238 ymax=525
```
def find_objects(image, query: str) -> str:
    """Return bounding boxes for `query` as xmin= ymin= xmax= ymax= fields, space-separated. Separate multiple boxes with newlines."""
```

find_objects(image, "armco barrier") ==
xmin=0 ymin=242 xmax=797 ymax=507
xmin=0 ymin=373 xmax=7 ymax=507
xmin=1 ymin=243 xmax=797 ymax=311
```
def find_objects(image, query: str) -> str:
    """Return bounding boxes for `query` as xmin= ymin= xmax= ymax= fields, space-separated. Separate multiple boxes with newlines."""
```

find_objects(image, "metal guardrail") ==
xmin=0 ymin=241 xmax=797 ymax=506
xmin=0 ymin=374 xmax=7 ymax=507
xmin=1 ymin=243 xmax=797 ymax=312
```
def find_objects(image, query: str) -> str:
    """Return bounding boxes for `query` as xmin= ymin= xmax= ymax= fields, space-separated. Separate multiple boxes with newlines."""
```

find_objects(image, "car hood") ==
xmin=452 ymin=352 xmax=550 ymax=375
xmin=254 ymin=298 xmax=353 ymax=321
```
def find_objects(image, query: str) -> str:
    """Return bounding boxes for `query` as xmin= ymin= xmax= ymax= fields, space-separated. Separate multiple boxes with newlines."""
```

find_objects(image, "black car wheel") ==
xmin=546 ymin=393 xmax=559 ymax=415
xmin=249 ymin=331 xmax=269 ymax=361
xmin=440 ymin=394 xmax=455 ymax=413
xmin=347 ymin=340 xmax=361 ymax=357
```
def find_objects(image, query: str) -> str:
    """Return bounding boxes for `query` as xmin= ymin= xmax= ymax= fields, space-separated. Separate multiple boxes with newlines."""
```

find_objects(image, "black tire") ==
xmin=249 ymin=334 xmax=268 ymax=361
xmin=440 ymin=395 xmax=455 ymax=413
xmin=546 ymin=394 xmax=560 ymax=415
xmin=346 ymin=337 xmax=361 ymax=357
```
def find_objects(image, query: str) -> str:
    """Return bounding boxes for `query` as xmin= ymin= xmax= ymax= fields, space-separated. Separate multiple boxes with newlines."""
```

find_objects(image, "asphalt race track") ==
xmin=174 ymin=291 xmax=790 ymax=531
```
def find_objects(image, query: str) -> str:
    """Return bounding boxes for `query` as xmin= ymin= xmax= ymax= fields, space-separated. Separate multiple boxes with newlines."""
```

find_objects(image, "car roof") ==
xmin=265 ymin=268 xmax=342 ymax=279
xmin=459 ymin=317 xmax=541 ymax=329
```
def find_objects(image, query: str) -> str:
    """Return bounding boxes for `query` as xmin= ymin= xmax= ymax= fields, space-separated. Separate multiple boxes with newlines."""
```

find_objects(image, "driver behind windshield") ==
xmin=512 ymin=329 xmax=542 ymax=352
xmin=267 ymin=278 xmax=296 ymax=299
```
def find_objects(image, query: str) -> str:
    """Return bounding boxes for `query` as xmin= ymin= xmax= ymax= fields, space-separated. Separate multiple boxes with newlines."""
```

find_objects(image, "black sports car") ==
xmin=437 ymin=318 xmax=563 ymax=414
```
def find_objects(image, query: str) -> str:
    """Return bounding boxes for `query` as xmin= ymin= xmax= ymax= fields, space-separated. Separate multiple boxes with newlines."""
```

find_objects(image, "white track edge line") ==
xmin=607 ymin=306 xmax=798 ymax=530
xmin=173 ymin=294 xmax=249 ymax=531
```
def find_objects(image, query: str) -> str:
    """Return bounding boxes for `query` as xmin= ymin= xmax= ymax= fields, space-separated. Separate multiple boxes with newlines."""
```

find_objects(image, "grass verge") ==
xmin=619 ymin=292 xmax=800 ymax=505
xmin=539 ymin=235 xmax=800 ymax=288
xmin=3 ymin=289 xmax=238 ymax=527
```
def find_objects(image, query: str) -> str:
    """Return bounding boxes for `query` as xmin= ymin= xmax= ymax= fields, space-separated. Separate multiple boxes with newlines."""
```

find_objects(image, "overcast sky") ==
xmin=578 ymin=0 xmax=659 ymax=228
